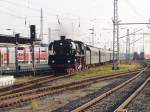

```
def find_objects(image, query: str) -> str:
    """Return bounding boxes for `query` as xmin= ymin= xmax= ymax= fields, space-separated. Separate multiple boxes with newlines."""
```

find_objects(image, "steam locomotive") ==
xmin=48 ymin=36 xmax=126 ymax=73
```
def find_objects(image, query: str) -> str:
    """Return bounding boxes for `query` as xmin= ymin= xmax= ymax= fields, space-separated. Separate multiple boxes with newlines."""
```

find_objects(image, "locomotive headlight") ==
xmin=67 ymin=60 xmax=71 ymax=63
xmin=52 ymin=60 xmax=55 ymax=63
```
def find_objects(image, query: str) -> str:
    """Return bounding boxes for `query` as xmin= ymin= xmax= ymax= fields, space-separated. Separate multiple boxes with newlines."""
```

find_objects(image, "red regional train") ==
xmin=3 ymin=47 xmax=48 ymax=64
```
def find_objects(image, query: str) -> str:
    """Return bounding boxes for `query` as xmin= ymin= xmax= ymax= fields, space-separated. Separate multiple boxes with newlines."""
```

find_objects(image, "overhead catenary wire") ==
xmin=0 ymin=0 xmax=113 ymax=33
xmin=119 ymin=29 xmax=143 ymax=39
xmin=1 ymin=0 xmax=148 ymax=50
xmin=0 ymin=0 xmax=112 ymax=23
xmin=130 ymin=37 xmax=142 ymax=45
xmin=0 ymin=0 xmax=79 ymax=18
xmin=0 ymin=1 xmax=110 ymax=30
xmin=0 ymin=0 xmax=46 ymax=14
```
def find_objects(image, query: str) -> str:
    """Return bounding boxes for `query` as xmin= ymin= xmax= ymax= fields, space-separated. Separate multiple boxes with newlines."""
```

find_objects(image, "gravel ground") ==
xmin=42 ymin=76 xmax=75 ymax=87
xmin=126 ymin=82 xmax=150 ymax=112
xmin=84 ymin=72 xmax=150 ymax=112
xmin=15 ymin=63 xmax=141 ymax=87
xmin=51 ymin=74 xmax=135 ymax=112
xmin=8 ymin=74 xmax=134 ymax=112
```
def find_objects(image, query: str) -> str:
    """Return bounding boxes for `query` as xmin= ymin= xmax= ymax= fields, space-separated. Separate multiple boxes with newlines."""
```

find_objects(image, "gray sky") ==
xmin=0 ymin=0 xmax=150 ymax=53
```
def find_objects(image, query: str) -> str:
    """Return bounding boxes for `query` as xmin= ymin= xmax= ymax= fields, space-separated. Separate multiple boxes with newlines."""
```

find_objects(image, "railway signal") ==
xmin=30 ymin=25 xmax=36 ymax=41
xmin=30 ymin=25 xmax=36 ymax=76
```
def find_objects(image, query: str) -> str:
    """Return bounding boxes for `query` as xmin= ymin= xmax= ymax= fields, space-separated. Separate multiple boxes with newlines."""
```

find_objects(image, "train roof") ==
xmin=0 ymin=34 xmax=41 ymax=45
xmin=50 ymin=38 xmax=113 ymax=52
xmin=86 ymin=44 xmax=112 ymax=52
xmin=74 ymin=40 xmax=84 ymax=44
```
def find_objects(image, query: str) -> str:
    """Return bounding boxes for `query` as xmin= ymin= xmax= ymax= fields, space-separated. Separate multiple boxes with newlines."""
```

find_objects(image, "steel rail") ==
xmin=114 ymin=77 xmax=150 ymax=112
xmin=0 ymin=69 xmax=144 ymax=108
xmin=0 ymin=74 xmax=73 ymax=96
xmin=71 ymin=66 xmax=149 ymax=112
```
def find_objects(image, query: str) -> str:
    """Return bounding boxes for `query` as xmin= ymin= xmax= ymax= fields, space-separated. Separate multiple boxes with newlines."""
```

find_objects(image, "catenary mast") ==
xmin=112 ymin=0 xmax=120 ymax=69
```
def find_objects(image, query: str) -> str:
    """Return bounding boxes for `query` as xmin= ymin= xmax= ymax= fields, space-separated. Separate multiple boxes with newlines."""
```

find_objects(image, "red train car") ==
xmin=3 ymin=47 xmax=48 ymax=65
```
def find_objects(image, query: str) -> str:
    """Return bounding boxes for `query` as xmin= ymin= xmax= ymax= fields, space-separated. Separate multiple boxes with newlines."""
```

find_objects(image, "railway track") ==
xmin=0 ymin=68 xmax=147 ymax=109
xmin=0 ymin=68 xmax=144 ymax=96
xmin=0 ymin=74 xmax=73 ymax=96
xmin=124 ymin=77 xmax=150 ymax=112
xmin=70 ymin=66 xmax=149 ymax=112
xmin=0 ymin=75 xmax=53 ymax=91
xmin=114 ymin=77 xmax=150 ymax=112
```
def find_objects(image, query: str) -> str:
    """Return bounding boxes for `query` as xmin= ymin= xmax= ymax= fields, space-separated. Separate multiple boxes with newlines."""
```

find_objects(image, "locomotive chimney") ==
xmin=60 ymin=36 xmax=66 ymax=40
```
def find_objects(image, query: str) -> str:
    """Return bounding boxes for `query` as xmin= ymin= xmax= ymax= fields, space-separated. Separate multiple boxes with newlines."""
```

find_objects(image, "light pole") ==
xmin=89 ymin=19 xmax=96 ymax=46
xmin=89 ymin=26 xmax=94 ymax=46
xmin=142 ymin=30 xmax=144 ymax=53
xmin=48 ymin=28 xmax=51 ymax=43
xmin=126 ymin=29 xmax=130 ymax=64
xmin=15 ymin=34 xmax=19 ymax=75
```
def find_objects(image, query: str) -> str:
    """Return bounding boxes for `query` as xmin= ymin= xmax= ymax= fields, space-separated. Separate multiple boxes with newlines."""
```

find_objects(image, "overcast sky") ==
xmin=0 ymin=0 xmax=150 ymax=53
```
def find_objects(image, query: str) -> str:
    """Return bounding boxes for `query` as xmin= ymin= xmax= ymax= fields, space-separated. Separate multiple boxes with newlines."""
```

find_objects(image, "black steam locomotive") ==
xmin=48 ymin=36 xmax=126 ymax=73
xmin=48 ymin=36 xmax=85 ymax=73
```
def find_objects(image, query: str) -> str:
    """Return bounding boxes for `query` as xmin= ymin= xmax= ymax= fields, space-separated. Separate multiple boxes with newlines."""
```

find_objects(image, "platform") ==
xmin=0 ymin=75 xmax=15 ymax=87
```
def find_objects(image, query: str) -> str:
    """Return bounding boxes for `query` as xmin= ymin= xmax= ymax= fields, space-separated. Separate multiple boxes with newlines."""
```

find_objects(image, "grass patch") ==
xmin=72 ymin=63 xmax=140 ymax=80
xmin=31 ymin=100 xmax=38 ymax=111
xmin=88 ymin=82 xmax=109 ymax=91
